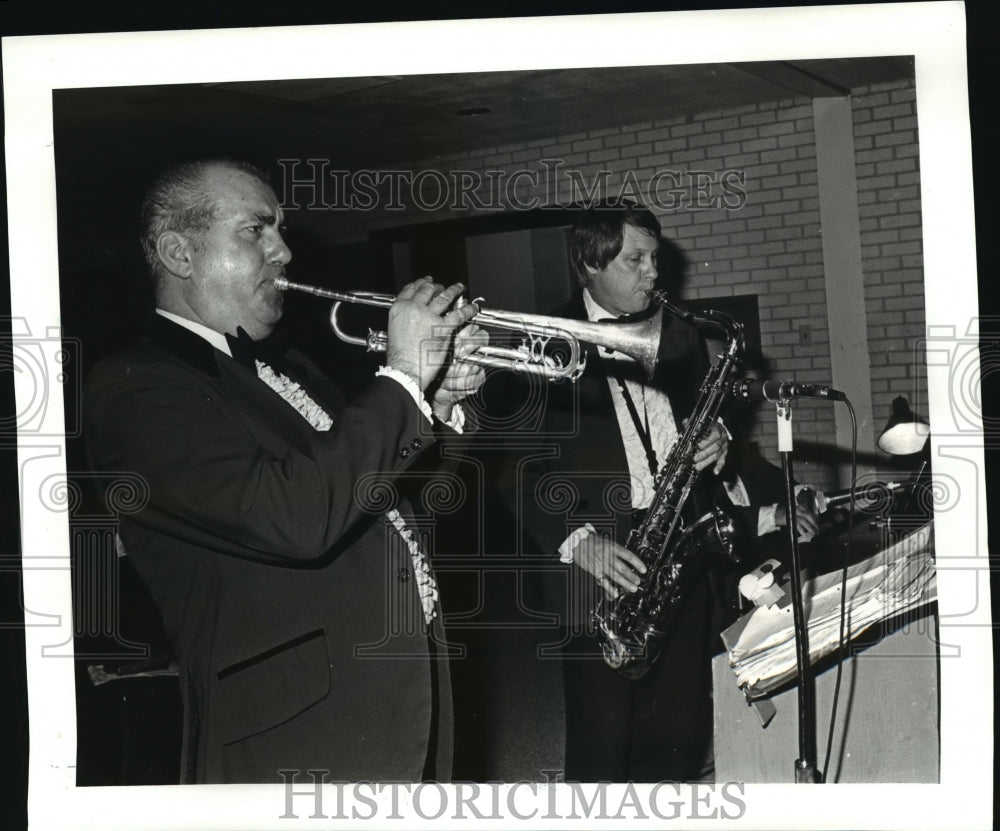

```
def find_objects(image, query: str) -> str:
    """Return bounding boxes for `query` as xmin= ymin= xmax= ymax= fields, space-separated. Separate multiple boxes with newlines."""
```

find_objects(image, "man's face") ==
xmin=182 ymin=166 xmax=292 ymax=340
xmin=584 ymin=222 xmax=659 ymax=318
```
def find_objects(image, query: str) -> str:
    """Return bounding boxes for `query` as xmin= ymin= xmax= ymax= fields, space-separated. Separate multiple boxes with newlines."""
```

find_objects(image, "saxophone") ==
xmin=593 ymin=292 xmax=745 ymax=680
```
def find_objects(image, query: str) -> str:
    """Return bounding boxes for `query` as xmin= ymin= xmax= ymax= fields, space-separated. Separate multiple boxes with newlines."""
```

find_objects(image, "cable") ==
xmin=821 ymin=398 xmax=858 ymax=782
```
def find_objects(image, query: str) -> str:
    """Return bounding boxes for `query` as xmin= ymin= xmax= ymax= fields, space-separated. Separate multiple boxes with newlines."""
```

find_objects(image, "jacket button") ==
xmin=398 ymin=567 xmax=410 ymax=582
xmin=399 ymin=447 xmax=410 ymax=459
xmin=411 ymin=438 xmax=422 ymax=450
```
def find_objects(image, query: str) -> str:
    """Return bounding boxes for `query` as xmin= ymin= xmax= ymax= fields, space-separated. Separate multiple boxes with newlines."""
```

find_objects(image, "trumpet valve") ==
xmin=365 ymin=329 xmax=388 ymax=354
xmin=454 ymin=295 xmax=484 ymax=312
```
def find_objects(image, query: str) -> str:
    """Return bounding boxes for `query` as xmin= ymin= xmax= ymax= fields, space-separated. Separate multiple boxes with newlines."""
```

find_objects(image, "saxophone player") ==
xmin=512 ymin=201 xmax=728 ymax=783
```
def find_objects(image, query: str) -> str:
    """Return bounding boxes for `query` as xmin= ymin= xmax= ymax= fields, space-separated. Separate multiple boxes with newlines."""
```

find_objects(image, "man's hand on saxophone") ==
xmin=570 ymin=532 xmax=647 ymax=600
xmin=692 ymin=420 xmax=729 ymax=474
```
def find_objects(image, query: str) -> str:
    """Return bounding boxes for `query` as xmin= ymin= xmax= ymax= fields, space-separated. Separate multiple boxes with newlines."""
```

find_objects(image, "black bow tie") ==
xmin=225 ymin=326 xmax=286 ymax=371
xmin=597 ymin=307 xmax=657 ymax=326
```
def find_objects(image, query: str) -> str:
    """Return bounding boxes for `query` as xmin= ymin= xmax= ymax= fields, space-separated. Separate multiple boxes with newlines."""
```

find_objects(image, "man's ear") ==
xmin=156 ymin=232 xmax=195 ymax=279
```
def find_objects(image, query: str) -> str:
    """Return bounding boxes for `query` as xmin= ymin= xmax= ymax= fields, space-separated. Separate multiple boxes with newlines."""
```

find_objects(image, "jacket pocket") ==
xmin=216 ymin=629 xmax=330 ymax=745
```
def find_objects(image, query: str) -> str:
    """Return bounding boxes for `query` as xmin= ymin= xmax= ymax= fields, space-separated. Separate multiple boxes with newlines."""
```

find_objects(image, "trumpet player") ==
xmin=83 ymin=158 xmax=486 ymax=783
xmin=513 ymin=201 xmax=728 ymax=783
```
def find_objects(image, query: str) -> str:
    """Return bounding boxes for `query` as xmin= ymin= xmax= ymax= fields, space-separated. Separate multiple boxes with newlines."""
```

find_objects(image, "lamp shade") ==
xmin=877 ymin=395 xmax=930 ymax=455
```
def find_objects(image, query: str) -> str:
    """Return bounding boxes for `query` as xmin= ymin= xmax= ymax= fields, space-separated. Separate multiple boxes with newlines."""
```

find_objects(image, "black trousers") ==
xmin=561 ymin=578 xmax=716 ymax=783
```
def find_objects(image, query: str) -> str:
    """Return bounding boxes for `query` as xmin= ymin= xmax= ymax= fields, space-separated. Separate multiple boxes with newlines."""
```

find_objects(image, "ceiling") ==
xmin=54 ymin=57 xmax=914 ymax=171
xmin=49 ymin=55 xmax=917 ymax=358
xmin=51 ymin=56 xmax=914 ymax=274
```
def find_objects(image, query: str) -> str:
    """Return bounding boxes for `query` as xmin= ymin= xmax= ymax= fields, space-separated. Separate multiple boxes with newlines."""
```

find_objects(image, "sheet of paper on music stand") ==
xmin=724 ymin=523 xmax=935 ymax=698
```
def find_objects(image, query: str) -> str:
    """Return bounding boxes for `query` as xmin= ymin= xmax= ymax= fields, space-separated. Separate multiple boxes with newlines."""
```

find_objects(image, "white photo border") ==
xmin=5 ymin=3 xmax=991 ymax=830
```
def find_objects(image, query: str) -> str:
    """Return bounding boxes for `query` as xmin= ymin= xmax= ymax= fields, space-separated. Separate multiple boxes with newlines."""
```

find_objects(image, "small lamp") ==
xmin=877 ymin=396 xmax=930 ymax=456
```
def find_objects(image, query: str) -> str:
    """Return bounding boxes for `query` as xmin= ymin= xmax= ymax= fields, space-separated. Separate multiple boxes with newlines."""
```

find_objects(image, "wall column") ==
xmin=813 ymin=96 xmax=876 ymax=486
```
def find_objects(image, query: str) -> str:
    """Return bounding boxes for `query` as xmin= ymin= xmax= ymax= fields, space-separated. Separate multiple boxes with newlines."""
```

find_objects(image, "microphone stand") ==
xmin=776 ymin=398 xmax=821 ymax=783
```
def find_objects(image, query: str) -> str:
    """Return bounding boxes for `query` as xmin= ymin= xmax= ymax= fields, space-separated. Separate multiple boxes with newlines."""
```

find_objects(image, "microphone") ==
xmin=822 ymin=481 xmax=905 ymax=509
xmin=731 ymin=378 xmax=847 ymax=402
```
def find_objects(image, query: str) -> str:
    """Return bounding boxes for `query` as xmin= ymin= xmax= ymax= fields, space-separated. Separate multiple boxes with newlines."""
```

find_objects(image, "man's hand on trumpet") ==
xmin=429 ymin=324 xmax=489 ymax=423
xmin=387 ymin=277 xmax=481 ymax=390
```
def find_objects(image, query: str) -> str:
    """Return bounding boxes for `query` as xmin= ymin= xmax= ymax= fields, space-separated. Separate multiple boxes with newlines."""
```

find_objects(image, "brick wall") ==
xmin=852 ymin=79 xmax=925 ymax=435
xmin=285 ymin=77 xmax=924 ymax=491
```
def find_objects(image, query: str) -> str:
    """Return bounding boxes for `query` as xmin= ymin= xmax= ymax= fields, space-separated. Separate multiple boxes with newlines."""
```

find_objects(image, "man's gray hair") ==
xmin=140 ymin=158 xmax=269 ymax=289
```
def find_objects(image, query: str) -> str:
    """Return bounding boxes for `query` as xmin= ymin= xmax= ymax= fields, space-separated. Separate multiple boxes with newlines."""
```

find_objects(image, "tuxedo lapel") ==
xmin=559 ymin=290 xmax=630 ymax=476
xmin=148 ymin=313 xmax=224 ymax=376
xmin=563 ymin=290 xmax=618 ymax=413
xmin=652 ymin=310 xmax=708 ymax=423
xmin=147 ymin=316 xmax=333 ymax=456
xmin=219 ymin=360 xmax=329 ymax=451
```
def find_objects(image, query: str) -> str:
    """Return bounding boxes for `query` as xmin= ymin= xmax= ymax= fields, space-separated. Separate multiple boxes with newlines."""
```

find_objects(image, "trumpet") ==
xmin=274 ymin=276 xmax=661 ymax=382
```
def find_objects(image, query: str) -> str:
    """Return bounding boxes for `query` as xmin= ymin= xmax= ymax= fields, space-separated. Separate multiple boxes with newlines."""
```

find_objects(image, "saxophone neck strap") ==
xmin=610 ymin=364 xmax=660 ymax=479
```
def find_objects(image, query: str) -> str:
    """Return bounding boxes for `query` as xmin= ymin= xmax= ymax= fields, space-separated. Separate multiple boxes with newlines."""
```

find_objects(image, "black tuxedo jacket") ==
xmin=507 ymin=289 xmax=710 ymax=629
xmin=721 ymin=441 xmax=790 ymax=538
xmin=84 ymin=316 xmax=453 ymax=784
